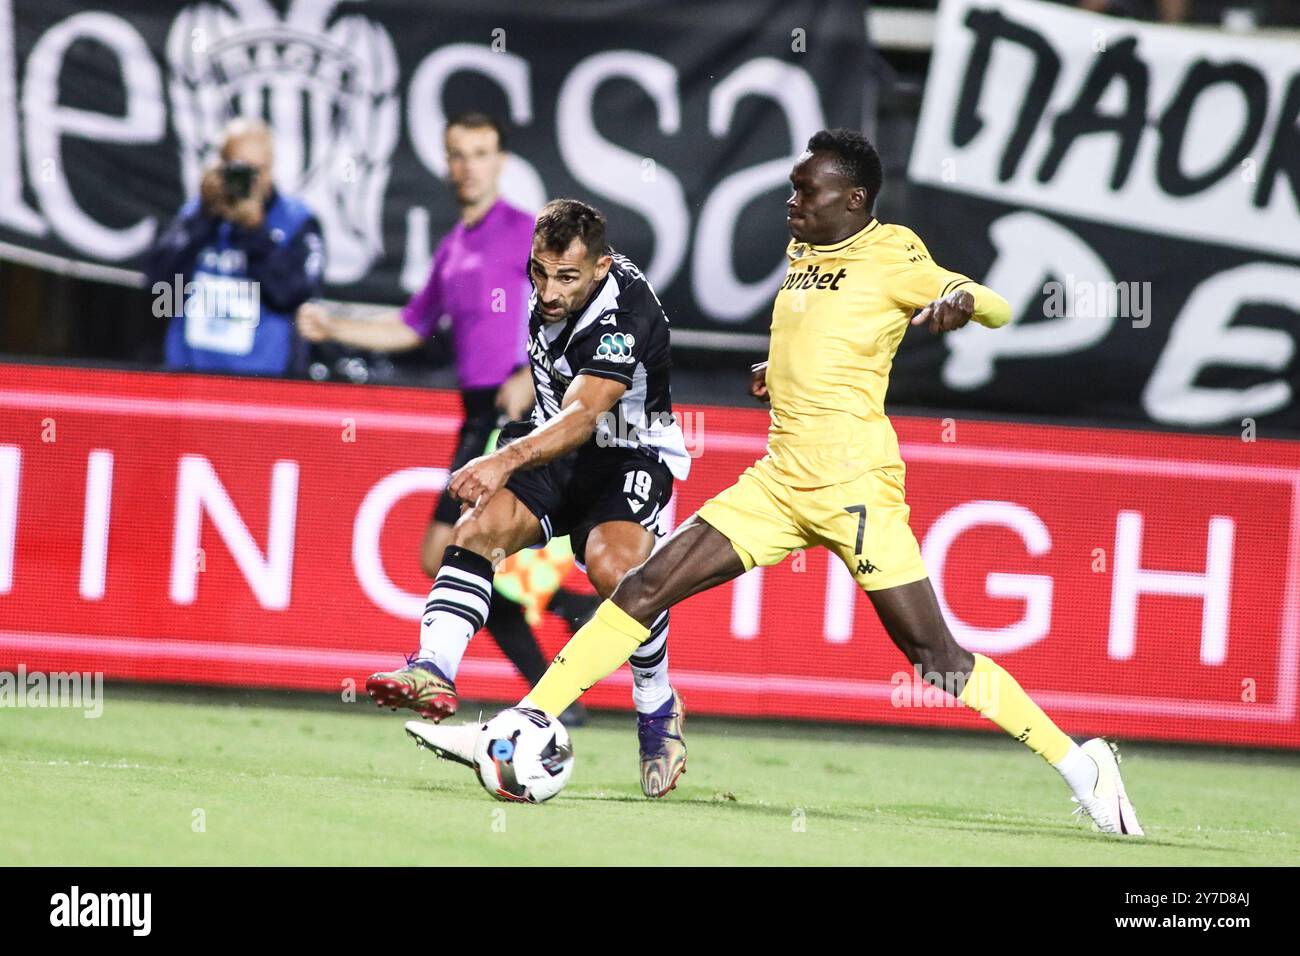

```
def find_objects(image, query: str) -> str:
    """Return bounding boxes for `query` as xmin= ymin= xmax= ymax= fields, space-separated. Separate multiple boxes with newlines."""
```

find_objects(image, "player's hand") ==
xmin=495 ymin=366 xmax=535 ymax=421
xmin=296 ymin=302 xmax=334 ymax=342
xmin=912 ymin=289 xmax=975 ymax=334
xmin=449 ymin=453 xmax=513 ymax=507
xmin=749 ymin=361 xmax=770 ymax=403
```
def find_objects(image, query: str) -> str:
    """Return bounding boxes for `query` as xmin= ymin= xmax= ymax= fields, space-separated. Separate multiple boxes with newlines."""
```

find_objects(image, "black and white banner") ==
xmin=0 ymin=0 xmax=868 ymax=338
xmin=898 ymin=0 xmax=1300 ymax=431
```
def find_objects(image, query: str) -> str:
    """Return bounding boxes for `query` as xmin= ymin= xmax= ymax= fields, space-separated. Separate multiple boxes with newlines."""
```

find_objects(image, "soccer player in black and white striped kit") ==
xmin=367 ymin=199 xmax=691 ymax=798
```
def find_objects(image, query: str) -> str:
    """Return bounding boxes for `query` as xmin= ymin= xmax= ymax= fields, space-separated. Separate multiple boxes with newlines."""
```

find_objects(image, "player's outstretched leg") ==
xmin=522 ymin=515 xmax=745 ymax=726
xmin=867 ymin=578 xmax=1143 ymax=836
xmin=367 ymin=490 xmax=541 ymax=721
xmin=403 ymin=517 xmax=739 ymax=782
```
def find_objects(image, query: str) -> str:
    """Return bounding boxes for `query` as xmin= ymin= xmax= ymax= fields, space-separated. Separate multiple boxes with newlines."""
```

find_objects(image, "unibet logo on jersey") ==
xmin=779 ymin=263 xmax=848 ymax=292
xmin=595 ymin=332 xmax=635 ymax=363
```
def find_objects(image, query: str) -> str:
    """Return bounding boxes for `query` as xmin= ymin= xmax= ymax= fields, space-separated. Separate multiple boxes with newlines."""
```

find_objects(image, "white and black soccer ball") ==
xmin=474 ymin=707 xmax=574 ymax=803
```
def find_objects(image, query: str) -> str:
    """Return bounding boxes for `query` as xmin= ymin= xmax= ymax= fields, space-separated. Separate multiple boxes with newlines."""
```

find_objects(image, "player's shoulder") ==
xmin=874 ymin=221 xmax=928 ymax=252
xmin=569 ymin=253 xmax=664 ymax=354
xmin=868 ymin=221 xmax=934 ymax=267
xmin=608 ymin=253 xmax=665 ymax=316
xmin=608 ymin=250 xmax=651 ymax=287
xmin=876 ymin=221 xmax=922 ymax=244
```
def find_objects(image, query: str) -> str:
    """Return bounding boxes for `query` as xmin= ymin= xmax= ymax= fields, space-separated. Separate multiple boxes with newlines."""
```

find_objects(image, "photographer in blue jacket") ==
xmin=144 ymin=118 xmax=324 ymax=375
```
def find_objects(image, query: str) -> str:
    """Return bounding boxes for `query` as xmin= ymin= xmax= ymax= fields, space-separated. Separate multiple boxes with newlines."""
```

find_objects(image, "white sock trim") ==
xmin=1053 ymin=742 xmax=1099 ymax=799
xmin=417 ymin=566 xmax=492 ymax=678
xmin=630 ymin=611 xmax=672 ymax=713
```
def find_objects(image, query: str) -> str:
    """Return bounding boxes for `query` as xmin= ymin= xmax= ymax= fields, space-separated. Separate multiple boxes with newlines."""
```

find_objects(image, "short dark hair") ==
xmin=533 ymin=199 xmax=607 ymax=261
xmin=446 ymin=111 xmax=507 ymax=151
xmin=806 ymin=128 xmax=883 ymax=207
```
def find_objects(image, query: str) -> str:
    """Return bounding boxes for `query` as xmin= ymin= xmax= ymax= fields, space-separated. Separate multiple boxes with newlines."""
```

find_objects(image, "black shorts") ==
xmin=495 ymin=420 xmax=674 ymax=565
xmin=431 ymin=389 xmax=499 ymax=526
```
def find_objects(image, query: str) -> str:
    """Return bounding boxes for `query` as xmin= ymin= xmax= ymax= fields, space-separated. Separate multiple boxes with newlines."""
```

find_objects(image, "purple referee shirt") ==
xmin=401 ymin=198 xmax=535 ymax=390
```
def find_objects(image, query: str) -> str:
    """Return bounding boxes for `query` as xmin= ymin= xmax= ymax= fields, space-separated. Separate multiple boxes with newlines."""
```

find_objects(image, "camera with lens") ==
xmin=220 ymin=161 xmax=258 ymax=202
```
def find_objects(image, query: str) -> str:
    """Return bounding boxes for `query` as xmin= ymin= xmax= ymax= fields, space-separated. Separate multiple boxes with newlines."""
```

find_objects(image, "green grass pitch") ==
xmin=2 ymin=685 xmax=1297 ymax=866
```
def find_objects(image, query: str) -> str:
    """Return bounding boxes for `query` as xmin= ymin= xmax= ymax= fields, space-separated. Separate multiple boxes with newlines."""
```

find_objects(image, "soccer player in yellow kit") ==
xmin=428 ymin=129 xmax=1143 ymax=831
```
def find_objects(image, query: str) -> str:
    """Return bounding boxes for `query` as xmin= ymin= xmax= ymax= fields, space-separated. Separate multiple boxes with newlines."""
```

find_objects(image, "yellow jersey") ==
xmin=763 ymin=218 xmax=1010 ymax=488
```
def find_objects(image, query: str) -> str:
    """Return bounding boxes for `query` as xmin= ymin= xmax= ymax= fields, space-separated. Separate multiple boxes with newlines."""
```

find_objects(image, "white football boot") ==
xmin=1071 ymin=737 xmax=1144 ymax=836
xmin=405 ymin=720 xmax=481 ymax=769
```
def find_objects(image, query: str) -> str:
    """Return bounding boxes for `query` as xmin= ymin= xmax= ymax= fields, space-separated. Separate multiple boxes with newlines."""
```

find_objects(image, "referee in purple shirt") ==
xmin=298 ymin=113 xmax=590 ymax=724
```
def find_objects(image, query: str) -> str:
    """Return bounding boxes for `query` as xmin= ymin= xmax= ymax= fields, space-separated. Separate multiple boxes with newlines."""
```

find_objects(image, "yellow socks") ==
xmin=958 ymin=653 xmax=1073 ymax=764
xmin=526 ymin=617 xmax=1076 ymax=768
xmin=524 ymin=600 xmax=648 ymax=715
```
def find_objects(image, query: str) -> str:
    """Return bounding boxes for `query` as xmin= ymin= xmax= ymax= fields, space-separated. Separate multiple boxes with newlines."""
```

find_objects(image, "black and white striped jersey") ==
xmin=524 ymin=252 xmax=691 ymax=481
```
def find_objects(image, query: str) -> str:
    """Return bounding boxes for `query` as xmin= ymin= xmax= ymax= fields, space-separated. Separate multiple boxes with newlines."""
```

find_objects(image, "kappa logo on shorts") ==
xmin=594 ymin=331 xmax=635 ymax=363
xmin=856 ymin=559 xmax=881 ymax=575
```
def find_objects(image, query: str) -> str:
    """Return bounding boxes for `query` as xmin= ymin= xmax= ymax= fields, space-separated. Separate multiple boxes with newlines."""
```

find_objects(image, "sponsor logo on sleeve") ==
xmin=594 ymin=332 xmax=636 ymax=364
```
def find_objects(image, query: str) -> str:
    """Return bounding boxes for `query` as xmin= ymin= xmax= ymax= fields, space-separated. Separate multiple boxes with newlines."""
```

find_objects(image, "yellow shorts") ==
xmin=696 ymin=455 xmax=928 ymax=591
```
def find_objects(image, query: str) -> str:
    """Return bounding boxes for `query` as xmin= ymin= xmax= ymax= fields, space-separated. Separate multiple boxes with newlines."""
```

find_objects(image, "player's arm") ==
xmin=299 ymin=240 xmax=445 ymax=352
xmin=448 ymin=374 xmax=627 ymax=505
xmin=911 ymin=282 xmax=1010 ymax=334
xmin=910 ymin=282 xmax=1011 ymax=334
xmin=296 ymin=304 xmax=424 ymax=352
xmin=498 ymin=374 xmax=625 ymax=470
xmin=890 ymin=232 xmax=1011 ymax=333
xmin=966 ymin=281 xmax=1011 ymax=329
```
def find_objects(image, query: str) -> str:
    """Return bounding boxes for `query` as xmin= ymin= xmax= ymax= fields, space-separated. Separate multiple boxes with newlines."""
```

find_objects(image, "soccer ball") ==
xmin=474 ymin=707 xmax=575 ymax=803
